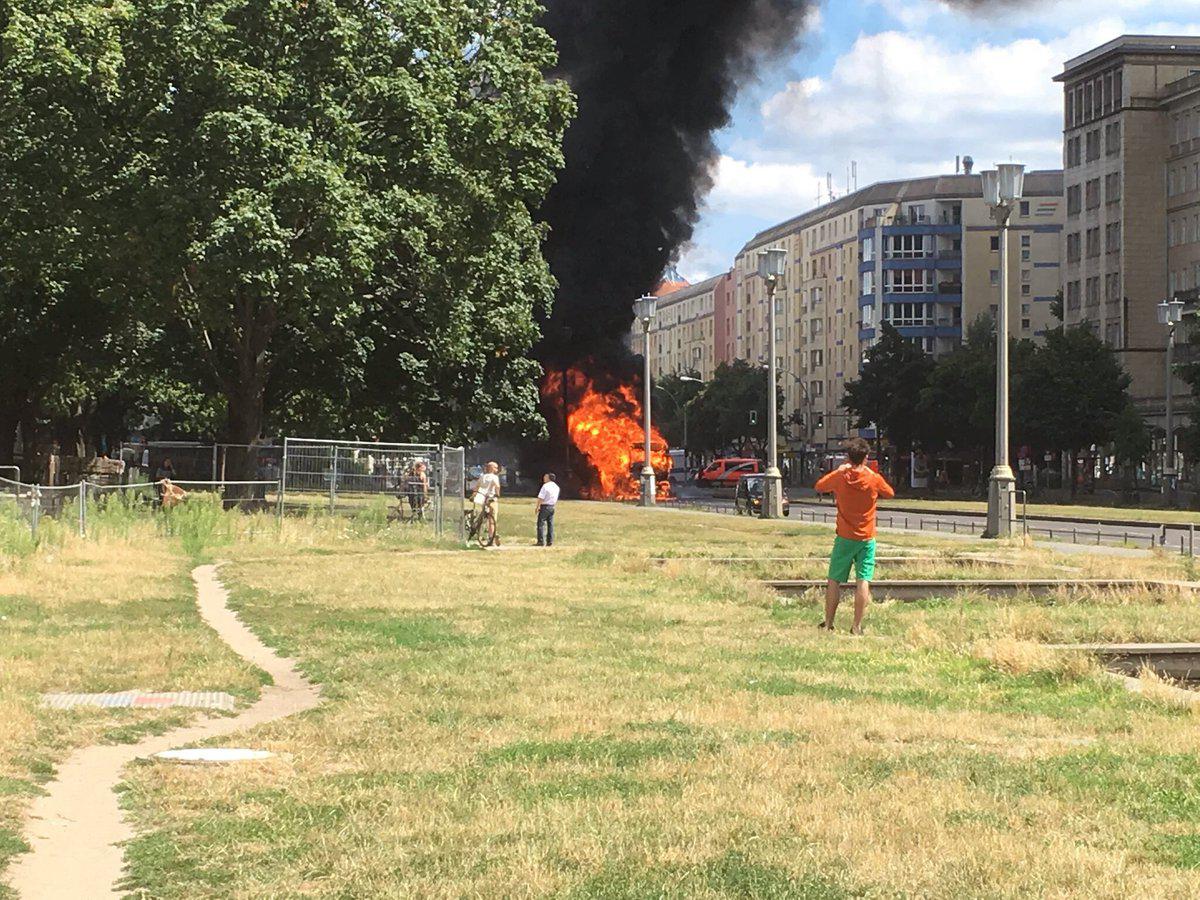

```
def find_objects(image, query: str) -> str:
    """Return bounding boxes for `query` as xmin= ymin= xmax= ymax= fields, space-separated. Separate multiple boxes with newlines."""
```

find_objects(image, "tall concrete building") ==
xmin=734 ymin=172 xmax=1063 ymax=462
xmin=1055 ymin=35 xmax=1200 ymax=440
xmin=636 ymin=272 xmax=732 ymax=381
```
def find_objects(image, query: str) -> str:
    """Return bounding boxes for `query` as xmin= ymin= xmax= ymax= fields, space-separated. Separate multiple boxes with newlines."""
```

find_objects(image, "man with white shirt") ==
xmin=535 ymin=472 xmax=560 ymax=547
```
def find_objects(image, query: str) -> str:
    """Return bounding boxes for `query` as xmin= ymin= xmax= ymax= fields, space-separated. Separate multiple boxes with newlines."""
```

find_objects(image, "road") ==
xmin=668 ymin=480 xmax=1196 ymax=554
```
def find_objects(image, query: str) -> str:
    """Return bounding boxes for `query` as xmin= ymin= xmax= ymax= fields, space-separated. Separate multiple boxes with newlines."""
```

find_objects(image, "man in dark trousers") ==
xmin=535 ymin=472 xmax=560 ymax=546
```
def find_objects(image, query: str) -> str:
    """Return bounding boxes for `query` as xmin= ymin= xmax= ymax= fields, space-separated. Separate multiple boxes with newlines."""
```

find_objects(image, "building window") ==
xmin=1105 ymin=121 xmax=1121 ymax=157
xmin=1067 ymin=230 xmax=1082 ymax=262
xmin=1021 ymin=250 xmax=1031 ymax=261
xmin=1020 ymin=201 xmax=1030 ymax=217
xmin=990 ymin=236 xmax=1000 ymax=252
xmin=811 ymin=380 xmax=823 ymax=397
xmin=1086 ymin=178 xmax=1100 ymax=210
xmin=1021 ymin=235 xmax=1032 ymax=248
xmin=1067 ymin=281 xmax=1081 ymax=310
xmin=1066 ymin=137 xmax=1082 ymax=168
xmin=862 ymin=236 xmax=875 ymax=262
xmin=1021 ymin=269 xmax=1031 ymax=283
xmin=1067 ymin=185 xmax=1081 ymax=217
xmin=1086 ymin=129 xmax=1101 ymax=162
xmin=810 ymin=317 xmax=823 ymax=335
xmin=886 ymin=234 xmax=928 ymax=259
xmin=862 ymin=304 xmax=874 ymax=327
xmin=884 ymin=269 xmax=933 ymax=293
xmin=861 ymin=271 xmax=874 ymax=295
xmin=1086 ymin=227 xmax=1100 ymax=258
xmin=1022 ymin=318 xmax=1031 ymax=331
xmin=1086 ymin=276 xmax=1100 ymax=306
xmin=1106 ymin=172 xmax=1121 ymax=204
xmin=990 ymin=269 xmax=999 ymax=286
xmin=883 ymin=302 xmax=933 ymax=327
xmin=1022 ymin=284 xmax=1032 ymax=296
xmin=1105 ymin=222 xmax=1121 ymax=254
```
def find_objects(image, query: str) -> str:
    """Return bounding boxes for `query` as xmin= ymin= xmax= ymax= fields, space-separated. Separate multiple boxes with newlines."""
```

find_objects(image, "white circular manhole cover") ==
xmin=154 ymin=748 xmax=275 ymax=764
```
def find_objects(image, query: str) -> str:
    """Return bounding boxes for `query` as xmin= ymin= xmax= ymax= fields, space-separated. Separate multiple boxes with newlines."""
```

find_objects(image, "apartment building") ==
xmin=1055 ymin=35 xmax=1200 ymax=434
xmin=638 ymin=272 xmax=731 ymax=381
xmin=734 ymin=172 xmax=1063 ymax=458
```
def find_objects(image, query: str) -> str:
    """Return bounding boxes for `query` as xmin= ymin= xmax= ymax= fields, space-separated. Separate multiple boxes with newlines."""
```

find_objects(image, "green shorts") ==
xmin=827 ymin=536 xmax=876 ymax=583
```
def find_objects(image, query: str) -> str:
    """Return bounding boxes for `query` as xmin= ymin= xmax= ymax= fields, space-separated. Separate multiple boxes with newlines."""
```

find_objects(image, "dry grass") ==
xmin=97 ymin=502 xmax=1200 ymax=898
xmin=0 ymin=521 xmax=267 ymax=896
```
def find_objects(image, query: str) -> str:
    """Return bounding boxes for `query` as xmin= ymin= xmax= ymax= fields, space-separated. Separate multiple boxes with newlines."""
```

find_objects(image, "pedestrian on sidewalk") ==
xmin=536 ymin=473 xmax=560 ymax=546
xmin=814 ymin=437 xmax=894 ymax=635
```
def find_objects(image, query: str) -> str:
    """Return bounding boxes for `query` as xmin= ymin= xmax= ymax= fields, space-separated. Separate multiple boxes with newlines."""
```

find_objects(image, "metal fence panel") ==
xmin=441 ymin=446 xmax=466 ymax=541
xmin=281 ymin=438 xmax=451 ymax=533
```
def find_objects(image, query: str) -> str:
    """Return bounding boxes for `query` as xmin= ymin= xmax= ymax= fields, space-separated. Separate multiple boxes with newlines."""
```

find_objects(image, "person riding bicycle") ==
xmin=471 ymin=461 xmax=502 ymax=546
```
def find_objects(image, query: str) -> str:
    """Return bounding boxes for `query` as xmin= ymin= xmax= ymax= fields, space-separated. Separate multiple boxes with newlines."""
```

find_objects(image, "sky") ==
xmin=676 ymin=0 xmax=1200 ymax=283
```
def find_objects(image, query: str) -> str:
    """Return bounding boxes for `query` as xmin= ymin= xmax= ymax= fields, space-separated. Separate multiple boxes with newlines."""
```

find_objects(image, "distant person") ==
xmin=155 ymin=457 xmax=176 ymax=504
xmin=814 ymin=437 xmax=895 ymax=635
xmin=406 ymin=460 xmax=429 ymax=521
xmin=535 ymin=473 xmax=560 ymax=547
xmin=471 ymin=461 xmax=502 ymax=546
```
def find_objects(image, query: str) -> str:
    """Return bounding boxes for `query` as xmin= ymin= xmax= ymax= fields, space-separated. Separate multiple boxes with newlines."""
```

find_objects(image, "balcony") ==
xmin=938 ymin=281 xmax=964 ymax=295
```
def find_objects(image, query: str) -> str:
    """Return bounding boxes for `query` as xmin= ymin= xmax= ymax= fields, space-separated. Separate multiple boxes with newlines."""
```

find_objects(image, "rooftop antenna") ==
xmin=852 ymin=161 xmax=858 ymax=191
xmin=826 ymin=172 xmax=834 ymax=201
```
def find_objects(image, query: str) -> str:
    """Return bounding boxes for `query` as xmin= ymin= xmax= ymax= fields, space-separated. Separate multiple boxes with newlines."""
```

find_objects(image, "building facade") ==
xmin=636 ymin=272 xmax=731 ymax=381
xmin=733 ymin=172 xmax=1063 ymax=458
xmin=1055 ymin=35 xmax=1200 ymax=438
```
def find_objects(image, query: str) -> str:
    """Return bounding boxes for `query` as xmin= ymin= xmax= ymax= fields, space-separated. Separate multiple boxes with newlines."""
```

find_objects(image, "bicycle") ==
xmin=465 ymin=497 xmax=498 ymax=548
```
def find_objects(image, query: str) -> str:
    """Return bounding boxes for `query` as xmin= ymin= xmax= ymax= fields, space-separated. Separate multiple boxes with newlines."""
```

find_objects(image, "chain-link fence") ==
xmin=0 ymin=474 xmax=282 ymax=544
xmin=281 ymin=438 xmax=465 ymax=539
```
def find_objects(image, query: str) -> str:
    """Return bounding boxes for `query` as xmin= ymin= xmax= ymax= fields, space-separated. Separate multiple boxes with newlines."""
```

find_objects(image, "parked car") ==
xmin=734 ymin=474 xmax=791 ymax=517
xmin=695 ymin=457 xmax=762 ymax=487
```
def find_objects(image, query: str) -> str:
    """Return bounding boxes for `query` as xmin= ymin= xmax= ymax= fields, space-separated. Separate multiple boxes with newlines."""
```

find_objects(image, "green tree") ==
xmin=688 ymin=360 xmax=777 ymax=457
xmin=1017 ymin=324 xmax=1133 ymax=496
xmin=843 ymin=324 xmax=934 ymax=483
xmin=652 ymin=371 xmax=703 ymax=451
xmin=0 ymin=0 xmax=134 ymax=466
xmin=116 ymin=0 xmax=573 ymax=472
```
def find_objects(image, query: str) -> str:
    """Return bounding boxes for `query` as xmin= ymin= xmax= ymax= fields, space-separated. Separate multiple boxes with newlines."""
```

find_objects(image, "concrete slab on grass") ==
xmin=41 ymin=691 xmax=236 ymax=712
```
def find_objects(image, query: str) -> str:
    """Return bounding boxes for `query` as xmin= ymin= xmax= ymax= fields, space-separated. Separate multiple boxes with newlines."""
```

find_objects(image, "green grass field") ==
xmin=3 ymin=501 xmax=1199 ymax=897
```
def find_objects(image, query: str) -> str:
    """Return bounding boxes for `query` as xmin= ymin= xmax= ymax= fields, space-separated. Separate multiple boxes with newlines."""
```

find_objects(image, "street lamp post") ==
xmin=656 ymin=375 xmax=702 ymax=458
xmin=633 ymin=295 xmax=659 ymax=507
xmin=1158 ymin=298 xmax=1185 ymax=507
xmin=981 ymin=163 xmax=1025 ymax=539
xmin=757 ymin=247 xmax=788 ymax=518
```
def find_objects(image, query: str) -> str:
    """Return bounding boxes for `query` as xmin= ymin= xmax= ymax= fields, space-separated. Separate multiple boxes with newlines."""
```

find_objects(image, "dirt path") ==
xmin=7 ymin=564 xmax=321 ymax=899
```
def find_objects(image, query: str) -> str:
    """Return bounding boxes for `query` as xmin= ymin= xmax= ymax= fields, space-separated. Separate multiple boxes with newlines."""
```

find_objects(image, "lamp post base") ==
xmin=760 ymin=468 xmax=785 ymax=519
xmin=984 ymin=465 xmax=1016 ymax=539
xmin=640 ymin=471 xmax=657 ymax=507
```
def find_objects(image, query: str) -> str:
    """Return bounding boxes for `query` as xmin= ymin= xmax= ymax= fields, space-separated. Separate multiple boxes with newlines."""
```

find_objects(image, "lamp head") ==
xmin=996 ymin=163 xmax=1026 ymax=204
xmin=632 ymin=294 xmax=658 ymax=327
xmin=980 ymin=169 xmax=1000 ymax=207
xmin=756 ymin=247 xmax=787 ymax=280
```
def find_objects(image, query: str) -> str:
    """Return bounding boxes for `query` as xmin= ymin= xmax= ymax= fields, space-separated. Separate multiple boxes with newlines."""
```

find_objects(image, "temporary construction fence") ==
xmin=0 ymin=475 xmax=283 ymax=543
xmin=280 ymin=438 xmax=466 ymax=541
xmin=0 ymin=438 xmax=468 ymax=545
xmin=117 ymin=441 xmax=281 ymax=483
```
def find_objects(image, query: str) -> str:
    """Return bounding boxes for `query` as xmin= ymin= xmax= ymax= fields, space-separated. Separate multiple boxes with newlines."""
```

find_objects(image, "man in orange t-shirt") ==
xmin=813 ymin=437 xmax=895 ymax=634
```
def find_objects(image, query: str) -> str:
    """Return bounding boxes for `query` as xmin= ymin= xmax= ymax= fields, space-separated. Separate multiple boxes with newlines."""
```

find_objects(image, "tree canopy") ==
xmin=0 ymin=0 xmax=574 ymax=467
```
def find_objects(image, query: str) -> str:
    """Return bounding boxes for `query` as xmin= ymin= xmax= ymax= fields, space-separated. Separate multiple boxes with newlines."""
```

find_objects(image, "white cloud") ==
xmin=755 ymin=17 xmax=1200 ymax=181
xmin=675 ymin=242 xmax=729 ymax=283
xmin=702 ymin=154 xmax=821 ymax=220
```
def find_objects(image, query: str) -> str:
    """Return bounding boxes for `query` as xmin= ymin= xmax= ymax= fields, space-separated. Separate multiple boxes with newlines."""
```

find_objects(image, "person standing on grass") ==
xmin=472 ymin=461 xmax=502 ymax=546
xmin=814 ymin=437 xmax=894 ymax=635
xmin=535 ymin=473 xmax=560 ymax=546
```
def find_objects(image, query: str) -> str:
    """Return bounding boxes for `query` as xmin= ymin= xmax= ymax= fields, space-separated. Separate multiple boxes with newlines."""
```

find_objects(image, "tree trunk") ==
xmin=0 ymin=402 xmax=19 ymax=469
xmin=223 ymin=380 xmax=266 ymax=500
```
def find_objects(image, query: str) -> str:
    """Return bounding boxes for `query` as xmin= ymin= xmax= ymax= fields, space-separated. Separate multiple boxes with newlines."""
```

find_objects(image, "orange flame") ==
xmin=544 ymin=368 xmax=672 ymax=500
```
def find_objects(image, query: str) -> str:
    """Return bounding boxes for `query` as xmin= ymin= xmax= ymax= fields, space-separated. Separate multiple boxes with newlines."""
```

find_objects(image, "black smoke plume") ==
xmin=537 ymin=0 xmax=814 ymax=365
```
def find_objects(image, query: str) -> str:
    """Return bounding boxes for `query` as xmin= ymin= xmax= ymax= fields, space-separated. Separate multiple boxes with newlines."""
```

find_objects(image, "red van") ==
xmin=696 ymin=458 xmax=762 ymax=487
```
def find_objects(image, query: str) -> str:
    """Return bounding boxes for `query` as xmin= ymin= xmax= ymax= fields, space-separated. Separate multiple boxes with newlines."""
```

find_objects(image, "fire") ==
xmin=544 ymin=368 xmax=672 ymax=500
